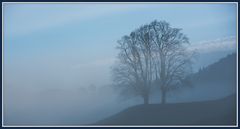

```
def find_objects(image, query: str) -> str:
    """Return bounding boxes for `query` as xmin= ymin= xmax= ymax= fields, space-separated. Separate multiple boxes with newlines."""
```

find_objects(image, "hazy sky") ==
xmin=3 ymin=3 xmax=237 ymax=89
xmin=3 ymin=3 xmax=237 ymax=125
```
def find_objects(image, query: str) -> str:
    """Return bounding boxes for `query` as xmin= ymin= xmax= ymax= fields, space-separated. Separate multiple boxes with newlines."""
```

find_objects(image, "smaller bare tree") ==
xmin=112 ymin=25 xmax=155 ymax=104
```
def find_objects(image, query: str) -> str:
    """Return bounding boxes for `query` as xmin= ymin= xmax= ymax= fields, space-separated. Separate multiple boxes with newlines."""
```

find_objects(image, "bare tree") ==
xmin=149 ymin=20 xmax=193 ymax=104
xmin=112 ymin=20 xmax=194 ymax=104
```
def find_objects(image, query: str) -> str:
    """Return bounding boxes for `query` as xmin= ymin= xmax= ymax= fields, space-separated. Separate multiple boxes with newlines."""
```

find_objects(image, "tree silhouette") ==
xmin=149 ymin=20 xmax=194 ymax=104
xmin=112 ymin=20 xmax=194 ymax=104
xmin=112 ymin=27 xmax=154 ymax=104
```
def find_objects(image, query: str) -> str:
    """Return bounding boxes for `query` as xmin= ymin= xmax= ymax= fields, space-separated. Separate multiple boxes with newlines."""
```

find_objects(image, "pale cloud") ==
xmin=188 ymin=36 xmax=236 ymax=53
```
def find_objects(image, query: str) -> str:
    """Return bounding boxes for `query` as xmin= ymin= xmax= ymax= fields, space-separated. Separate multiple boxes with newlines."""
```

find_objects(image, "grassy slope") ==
xmin=95 ymin=94 xmax=236 ymax=125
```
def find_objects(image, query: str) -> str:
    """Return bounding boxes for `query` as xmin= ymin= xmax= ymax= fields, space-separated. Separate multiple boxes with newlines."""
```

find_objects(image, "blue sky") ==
xmin=3 ymin=3 xmax=237 ymax=89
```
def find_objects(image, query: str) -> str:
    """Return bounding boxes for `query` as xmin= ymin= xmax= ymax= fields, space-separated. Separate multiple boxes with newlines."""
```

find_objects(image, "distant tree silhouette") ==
xmin=191 ymin=53 xmax=236 ymax=84
xmin=112 ymin=20 xmax=194 ymax=104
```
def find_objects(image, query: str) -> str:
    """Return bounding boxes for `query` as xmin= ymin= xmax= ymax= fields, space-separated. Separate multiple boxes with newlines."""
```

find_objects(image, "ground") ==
xmin=95 ymin=94 xmax=236 ymax=125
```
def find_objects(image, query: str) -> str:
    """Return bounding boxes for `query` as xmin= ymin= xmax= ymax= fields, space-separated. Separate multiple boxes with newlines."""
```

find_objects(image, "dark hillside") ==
xmin=95 ymin=94 xmax=236 ymax=125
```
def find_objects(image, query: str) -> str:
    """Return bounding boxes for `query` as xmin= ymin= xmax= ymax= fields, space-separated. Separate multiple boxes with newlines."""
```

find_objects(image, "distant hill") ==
xmin=176 ymin=53 xmax=237 ymax=102
xmin=190 ymin=53 xmax=236 ymax=86
xmin=95 ymin=94 xmax=236 ymax=125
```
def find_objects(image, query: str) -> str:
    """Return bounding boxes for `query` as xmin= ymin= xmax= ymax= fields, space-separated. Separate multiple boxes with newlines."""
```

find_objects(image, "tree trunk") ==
xmin=143 ymin=94 xmax=149 ymax=105
xmin=161 ymin=89 xmax=166 ymax=104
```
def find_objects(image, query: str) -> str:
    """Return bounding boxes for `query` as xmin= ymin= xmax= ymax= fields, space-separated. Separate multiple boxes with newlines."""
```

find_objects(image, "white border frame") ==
xmin=1 ymin=2 xmax=238 ymax=127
